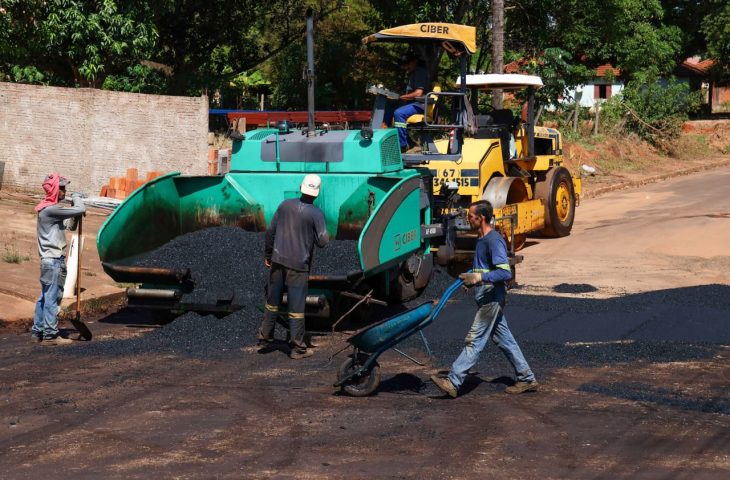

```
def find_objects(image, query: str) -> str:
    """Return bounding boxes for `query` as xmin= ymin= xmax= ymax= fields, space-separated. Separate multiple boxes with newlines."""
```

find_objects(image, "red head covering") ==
xmin=35 ymin=173 xmax=68 ymax=212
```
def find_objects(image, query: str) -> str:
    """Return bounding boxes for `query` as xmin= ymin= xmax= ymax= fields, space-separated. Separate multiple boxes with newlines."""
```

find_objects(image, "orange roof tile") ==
xmin=595 ymin=64 xmax=621 ymax=78
xmin=679 ymin=57 xmax=716 ymax=76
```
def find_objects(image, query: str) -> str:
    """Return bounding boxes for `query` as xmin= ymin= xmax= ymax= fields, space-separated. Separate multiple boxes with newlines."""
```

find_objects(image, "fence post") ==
xmin=573 ymin=87 xmax=583 ymax=133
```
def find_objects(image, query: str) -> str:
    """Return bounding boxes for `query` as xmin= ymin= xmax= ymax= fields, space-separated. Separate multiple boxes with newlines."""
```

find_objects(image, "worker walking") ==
xmin=32 ymin=173 xmax=86 ymax=345
xmin=258 ymin=174 xmax=329 ymax=359
xmin=431 ymin=200 xmax=538 ymax=397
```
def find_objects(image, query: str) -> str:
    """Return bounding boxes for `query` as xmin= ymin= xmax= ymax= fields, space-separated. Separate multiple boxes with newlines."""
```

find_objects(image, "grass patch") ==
xmin=594 ymin=155 xmax=643 ymax=174
xmin=2 ymin=244 xmax=30 ymax=264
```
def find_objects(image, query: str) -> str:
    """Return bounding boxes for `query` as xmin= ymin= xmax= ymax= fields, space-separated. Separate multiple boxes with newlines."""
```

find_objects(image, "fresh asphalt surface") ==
xmin=1 ymin=167 xmax=729 ymax=478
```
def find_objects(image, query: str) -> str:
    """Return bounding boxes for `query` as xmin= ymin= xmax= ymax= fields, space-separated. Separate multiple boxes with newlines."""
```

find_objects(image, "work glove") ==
xmin=459 ymin=272 xmax=483 ymax=286
xmin=70 ymin=192 xmax=84 ymax=208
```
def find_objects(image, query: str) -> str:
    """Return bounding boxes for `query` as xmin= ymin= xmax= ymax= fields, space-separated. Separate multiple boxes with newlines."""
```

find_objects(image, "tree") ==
xmin=701 ymin=0 xmax=730 ymax=75
xmin=0 ymin=0 xmax=158 ymax=87
xmin=491 ymin=0 xmax=504 ymax=108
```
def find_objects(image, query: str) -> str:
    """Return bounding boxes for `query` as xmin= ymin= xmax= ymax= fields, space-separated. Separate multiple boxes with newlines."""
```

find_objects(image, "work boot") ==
xmin=30 ymin=334 xmax=42 ymax=344
xmin=305 ymin=334 xmax=320 ymax=348
xmin=505 ymin=380 xmax=539 ymax=394
xmin=289 ymin=348 xmax=314 ymax=360
xmin=41 ymin=336 xmax=74 ymax=346
xmin=430 ymin=375 xmax=458 ymax=398
xmin=257 ymin=338 xmax=273 ymax=348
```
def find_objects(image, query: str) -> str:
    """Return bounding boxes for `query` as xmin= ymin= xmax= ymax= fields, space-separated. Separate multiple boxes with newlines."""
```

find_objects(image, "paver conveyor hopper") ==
xmin=96 ymin=126 xmax=435 ymax=315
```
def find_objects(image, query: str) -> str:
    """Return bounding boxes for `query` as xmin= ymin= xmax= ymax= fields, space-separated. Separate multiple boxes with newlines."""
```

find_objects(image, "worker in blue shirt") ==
xmin=431 ymin=200 xmax=538 ymax=397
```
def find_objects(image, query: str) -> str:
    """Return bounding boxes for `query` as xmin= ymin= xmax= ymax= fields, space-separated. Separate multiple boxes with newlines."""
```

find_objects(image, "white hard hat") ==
xmin=300 ymin=174 xmax=322 ymax=197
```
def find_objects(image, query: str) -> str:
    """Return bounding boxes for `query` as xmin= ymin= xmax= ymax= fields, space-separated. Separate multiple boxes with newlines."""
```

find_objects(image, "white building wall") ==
xmin=566 ymin=83 xmax=624 ymax=107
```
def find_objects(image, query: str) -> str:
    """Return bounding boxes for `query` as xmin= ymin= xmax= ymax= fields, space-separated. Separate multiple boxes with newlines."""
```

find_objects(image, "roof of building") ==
xmin=677 ymin=57 xmax=716 ymax=76
xmin=504 ymin=59 xmax=621 ymax=78
xmin=595 ymin=64 xmax=621 ymax=78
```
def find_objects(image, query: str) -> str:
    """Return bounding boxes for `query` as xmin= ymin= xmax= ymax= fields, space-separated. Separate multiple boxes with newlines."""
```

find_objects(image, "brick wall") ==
xmin=0 ymin=82 xmax=208 ymax=194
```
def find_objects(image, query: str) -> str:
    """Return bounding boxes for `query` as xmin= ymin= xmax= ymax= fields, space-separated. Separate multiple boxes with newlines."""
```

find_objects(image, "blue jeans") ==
xmin=32 ymin=257 xmax=67 ymax=338
xmin=392 ymin=102 xmax=424 ymax=148
xmin=448 ymin=299 xmax=535 ymax=389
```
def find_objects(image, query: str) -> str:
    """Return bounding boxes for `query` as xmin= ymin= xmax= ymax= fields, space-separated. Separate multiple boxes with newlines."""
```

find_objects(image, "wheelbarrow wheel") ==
xmin=337 ymin=356 xmax=381 ymax=397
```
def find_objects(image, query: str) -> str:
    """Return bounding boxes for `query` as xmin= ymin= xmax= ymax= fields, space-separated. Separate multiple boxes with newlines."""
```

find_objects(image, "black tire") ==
xmin=337 ymin=355 xmax=381 ymax=397
xmin=534 ymin=166 xmax=575 ymax=237
xmin=390 ymin=255 xmax=432 ymax=303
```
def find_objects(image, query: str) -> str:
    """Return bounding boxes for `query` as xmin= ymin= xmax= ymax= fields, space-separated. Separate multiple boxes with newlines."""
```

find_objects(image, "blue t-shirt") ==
xmin=472 ymin=230 xmax=512 ymax=306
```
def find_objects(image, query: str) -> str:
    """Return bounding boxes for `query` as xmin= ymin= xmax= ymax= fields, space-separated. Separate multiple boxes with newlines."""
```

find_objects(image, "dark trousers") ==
xmin=258 ymin=263 xmax=308 ymax=351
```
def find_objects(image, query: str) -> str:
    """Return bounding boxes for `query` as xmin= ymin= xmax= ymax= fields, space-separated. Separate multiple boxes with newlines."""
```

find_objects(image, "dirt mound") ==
xmin=682 ymin=120 xmax=730 ymax=152
xmin=563 ymin=136 xmax=662 ymax=177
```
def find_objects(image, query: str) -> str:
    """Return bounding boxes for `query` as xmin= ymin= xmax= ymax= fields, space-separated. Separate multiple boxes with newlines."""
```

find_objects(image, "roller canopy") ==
xmin=362 ymin=23 xmax=476 ymax=54
xmin=456 ymin=74 xmax=544 ymax=90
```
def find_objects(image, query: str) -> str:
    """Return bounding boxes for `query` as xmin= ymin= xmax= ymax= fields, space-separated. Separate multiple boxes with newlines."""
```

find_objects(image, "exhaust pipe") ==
xmin=126 ymin=288 xmax=181 ymax=300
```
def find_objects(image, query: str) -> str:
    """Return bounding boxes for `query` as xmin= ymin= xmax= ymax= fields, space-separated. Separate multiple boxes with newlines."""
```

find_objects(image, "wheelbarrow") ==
xmin=334 ymin=278 xmax=464 ymax=396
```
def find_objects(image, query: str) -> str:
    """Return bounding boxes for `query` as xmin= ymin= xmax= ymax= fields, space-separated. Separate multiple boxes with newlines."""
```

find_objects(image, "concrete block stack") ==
xmin=99 ymin=168 xmax=164 ymax=199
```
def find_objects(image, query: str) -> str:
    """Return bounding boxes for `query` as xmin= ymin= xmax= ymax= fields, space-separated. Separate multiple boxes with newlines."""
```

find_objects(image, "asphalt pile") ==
xmin=62 ymin=226 xmax=359 ymax=359
xmin=68 ymin=310 xmax=272 ymax=360
xmin=131 ymin=226 xmax=359 ymax=306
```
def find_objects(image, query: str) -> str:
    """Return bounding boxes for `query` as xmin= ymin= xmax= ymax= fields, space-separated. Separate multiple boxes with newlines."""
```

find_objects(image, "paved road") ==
xmin=522 ymin=165 xmax=730 ymax=292
xmin=0 ymin=168 xmax=728 ymax=479
xmin=423 ymin=166 xmax=730 ymax=363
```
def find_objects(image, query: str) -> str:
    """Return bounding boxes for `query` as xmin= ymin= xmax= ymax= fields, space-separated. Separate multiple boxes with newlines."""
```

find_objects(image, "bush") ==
xmin=601 ymin=77 xmax=702 ymax=152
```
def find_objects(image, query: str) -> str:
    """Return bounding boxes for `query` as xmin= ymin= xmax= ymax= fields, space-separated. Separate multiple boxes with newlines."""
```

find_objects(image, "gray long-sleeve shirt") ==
xmin=37 ymin=198 xmax=86 ymax=258
xmin=265 ymin=198 xmax=329 ymax=272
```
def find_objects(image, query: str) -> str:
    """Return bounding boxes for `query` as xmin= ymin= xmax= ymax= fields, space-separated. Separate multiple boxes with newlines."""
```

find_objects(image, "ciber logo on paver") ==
xmin=394 ymin=229 xmax=417 ymax=251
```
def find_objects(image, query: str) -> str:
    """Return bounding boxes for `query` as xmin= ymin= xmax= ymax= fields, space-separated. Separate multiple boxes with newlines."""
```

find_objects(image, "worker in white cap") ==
xmin=258 ymin=174 xmax=329 ymax=359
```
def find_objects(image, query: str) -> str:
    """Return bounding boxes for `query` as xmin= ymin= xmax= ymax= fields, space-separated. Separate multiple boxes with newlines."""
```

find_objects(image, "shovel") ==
xmin=70 ymin=215 xmax=93 ymax=341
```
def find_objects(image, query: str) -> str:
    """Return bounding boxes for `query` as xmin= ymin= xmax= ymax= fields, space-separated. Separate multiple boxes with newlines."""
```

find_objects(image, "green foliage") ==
xmin=601 ymin=76 xmax=702 ymax=150
xmin=0 ymin=0 xmax=158 ymax=87
xmin=701 ymin=0 xmax=730 ymax=75
xmin=10 ymin=65 xmax=46 ymax=84
xmin=102 ymin=64 xmax=167 ymax=93
xmin=552 ymin=0 xmax=683 ymax=79
xmin=269 ymin=1 xmax=381 ymax=110
xmin=519 ymin=48 xmax=592 ymax=108
xmin=1 ymin=0 xmax=728 ymax=109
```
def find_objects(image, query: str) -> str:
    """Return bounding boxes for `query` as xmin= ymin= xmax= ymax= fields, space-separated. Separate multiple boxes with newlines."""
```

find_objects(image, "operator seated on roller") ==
xmin=384 ymin=52 xmax=432 ymax=153
xmin=32 ymin=173 xmax=86 ymax=346
xmin=258 ymin=174 xmax=329 ymax=360
xmin=430 ymin=200 xmax=539 ymax=397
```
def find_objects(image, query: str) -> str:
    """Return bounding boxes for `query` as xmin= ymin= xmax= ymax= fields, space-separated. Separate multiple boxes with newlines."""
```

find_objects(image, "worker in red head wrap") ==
xmin=32 ymin=173 xmax=86 ymax=345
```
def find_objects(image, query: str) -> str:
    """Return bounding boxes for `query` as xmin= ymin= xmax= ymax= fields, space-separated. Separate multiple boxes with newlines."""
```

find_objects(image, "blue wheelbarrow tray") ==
xmin=348 ymin=301 xmax=435 ymax=354
xmin=334 ymin=278 xmax=463 ymax=392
